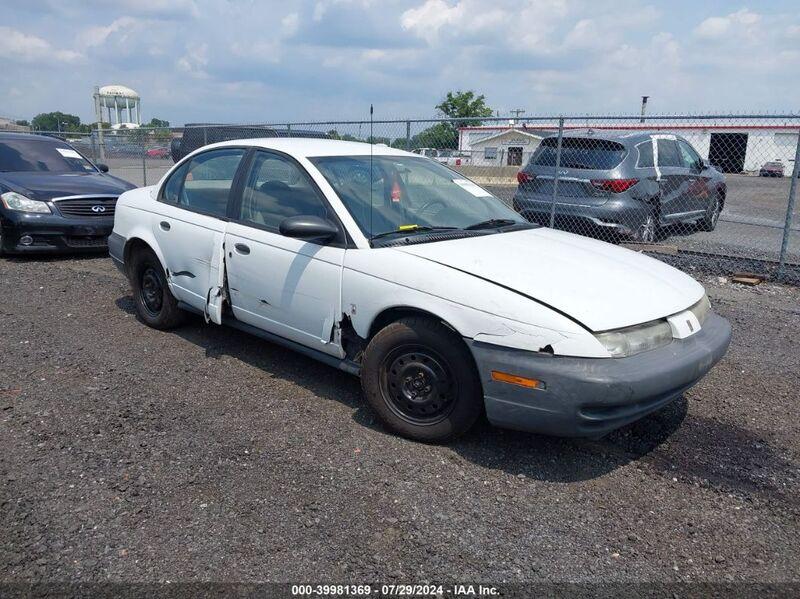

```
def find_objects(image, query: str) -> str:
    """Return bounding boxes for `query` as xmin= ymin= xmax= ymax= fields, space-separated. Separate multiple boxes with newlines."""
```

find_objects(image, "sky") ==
xmin=1 ymin=0 xmax=798 ymax=126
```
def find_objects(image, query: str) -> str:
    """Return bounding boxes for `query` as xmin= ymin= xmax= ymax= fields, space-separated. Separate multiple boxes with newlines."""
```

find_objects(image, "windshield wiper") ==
xmin=370 ymin=225 xmax=458 ymax=241
xmin=463 ymin=218 xmax=518 ymax=231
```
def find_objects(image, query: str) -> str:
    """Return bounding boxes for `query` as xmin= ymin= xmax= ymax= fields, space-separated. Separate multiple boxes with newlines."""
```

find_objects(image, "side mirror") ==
xmin=699 ymin=158 xmax=709 ymax=171
xmin=279 ymin=215 xmax=338 ymax=242
xmin=96 ymin=163 xmax=110 ymax=173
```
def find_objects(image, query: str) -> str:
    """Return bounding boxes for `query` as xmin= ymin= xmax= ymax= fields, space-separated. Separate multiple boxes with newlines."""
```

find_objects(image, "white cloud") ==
xmin=77 ymin=16 xmax=139 ymax=48
xmin=0 ymin=26 xmax=82 ymax=64
xmin=176 ymin=42 xmax=209 ymax=78
xmin=694 ymin=8 xmax=761 ymax=40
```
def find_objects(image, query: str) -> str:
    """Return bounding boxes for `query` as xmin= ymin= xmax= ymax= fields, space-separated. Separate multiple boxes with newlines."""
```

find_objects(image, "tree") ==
xmin=406 ymin=91 xmax=495 ymax=150
xmin=14 ymin=119 xmax=29 ymax=127
xmin=146 ymin=117 xmax=170 ymax=128
xmin=435 ymin=90 xmax=493 ymax=128
xmin=31 ymin=111 xmax=82 ymax=132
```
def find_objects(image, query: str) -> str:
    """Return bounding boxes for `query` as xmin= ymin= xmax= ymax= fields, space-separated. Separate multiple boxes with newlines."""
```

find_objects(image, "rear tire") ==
xmin=699 ymin=193 xmax=722 ymax=232
xmin=361 ymin=316 xmax=483 ymax=443
xmin=633 ymin=208 xmax=658 ymax=243
xmin=129 ymin=248 xmax=185 ymax=330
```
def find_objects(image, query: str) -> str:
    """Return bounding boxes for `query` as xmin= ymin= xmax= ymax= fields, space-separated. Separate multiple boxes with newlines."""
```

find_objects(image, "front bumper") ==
xmin=0 ymin=211 xmax=113 ymax=253
xmin=514 ymin=193 xmax=652 ymax=237
xmin=468 ymin=313 xmax=732 ymax=437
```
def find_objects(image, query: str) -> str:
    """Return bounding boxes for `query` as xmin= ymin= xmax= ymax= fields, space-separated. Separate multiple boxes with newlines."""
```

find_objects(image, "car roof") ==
xmin=547 ymin=129 xmax=659 ymax=145
xmin=199 ymin=137 xmax=413 ymax=158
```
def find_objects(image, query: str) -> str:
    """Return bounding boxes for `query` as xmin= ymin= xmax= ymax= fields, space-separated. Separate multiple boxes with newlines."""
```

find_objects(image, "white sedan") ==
xmin=110 ymin=138 xmax=731 ymax=442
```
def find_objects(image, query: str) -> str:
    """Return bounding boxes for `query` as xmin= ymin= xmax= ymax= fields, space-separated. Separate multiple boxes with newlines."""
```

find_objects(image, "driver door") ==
xmin=224 ymin=150 xmax=346 ymax=356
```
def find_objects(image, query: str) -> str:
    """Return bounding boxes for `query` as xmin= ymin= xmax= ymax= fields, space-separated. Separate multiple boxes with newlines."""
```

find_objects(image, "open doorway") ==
xmin=507 ymin=146 xmax=523 ymax=166
xmin=708 ymin=133 xmax=748 ymax=173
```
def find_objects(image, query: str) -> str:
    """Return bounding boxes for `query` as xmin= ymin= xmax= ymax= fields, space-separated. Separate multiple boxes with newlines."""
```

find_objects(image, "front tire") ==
xmin=129 ymin=248 xmax=185 ymax=329
xmin=699 ymin=193 xmax=722 ymax=232
xmin=361 ymin=316 xmax=483 ymax=443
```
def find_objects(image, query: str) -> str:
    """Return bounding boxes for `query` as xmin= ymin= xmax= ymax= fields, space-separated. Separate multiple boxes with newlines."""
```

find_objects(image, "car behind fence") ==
xmin=37 ymin=113 xmax=800 ymax=284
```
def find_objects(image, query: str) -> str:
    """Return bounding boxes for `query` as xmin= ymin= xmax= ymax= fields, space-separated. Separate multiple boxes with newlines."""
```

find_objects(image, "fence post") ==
xmin=141 ymin=136 xmax=147 ymax=187
xmin=97 ymin=123 xmax=106 ymax=162
xmin=777 ymin=129 xmax=800 ymax=280
xmin=287 ymin=123 xmax=292 ymax=135
xmin=405 ymin=121 xmax=411 ymax=150
xmin=549 ymin=117 xmax=565 ymax=228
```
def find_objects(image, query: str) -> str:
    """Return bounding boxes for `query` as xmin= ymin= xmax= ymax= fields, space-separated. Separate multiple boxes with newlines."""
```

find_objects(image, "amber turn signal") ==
xmin=491 ymin=370 xmax=545 ymax=390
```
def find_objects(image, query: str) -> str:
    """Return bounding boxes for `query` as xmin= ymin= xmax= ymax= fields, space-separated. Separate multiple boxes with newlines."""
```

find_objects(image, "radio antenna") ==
xmin=369 ymin=104 xmax=374 ymax=242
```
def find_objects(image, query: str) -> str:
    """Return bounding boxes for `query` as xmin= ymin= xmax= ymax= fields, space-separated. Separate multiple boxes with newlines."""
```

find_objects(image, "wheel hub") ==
xmin=382 ymin=348 xmax=455 ymax=424
xmin=140 ymin=267 xmax=163 ymax=315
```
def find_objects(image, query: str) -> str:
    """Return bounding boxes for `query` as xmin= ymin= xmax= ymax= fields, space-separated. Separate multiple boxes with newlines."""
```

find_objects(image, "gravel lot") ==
xmin=1 ymin=255 xmax=799 ymax=585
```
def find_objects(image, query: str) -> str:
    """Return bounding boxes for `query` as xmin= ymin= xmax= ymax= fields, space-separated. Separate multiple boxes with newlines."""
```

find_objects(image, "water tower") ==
xmin=93 ymin=85 xmax=141 ymax=128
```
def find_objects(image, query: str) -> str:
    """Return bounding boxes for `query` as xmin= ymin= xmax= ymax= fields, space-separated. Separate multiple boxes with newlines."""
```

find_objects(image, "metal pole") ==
xmin=549 ymin=117 xmax=565 ymax=229
xmin=640 ymin=96 xmax=649 ymax=123
xmin=405 ymin=120 xmax=411 ymax=150
xmin=777 ymin=129 xmax=800 ymax=279
xmin=286 ymin=123 xmax=292 ymax=135
xmin=141 ymin=135 xmax=147 ymax=187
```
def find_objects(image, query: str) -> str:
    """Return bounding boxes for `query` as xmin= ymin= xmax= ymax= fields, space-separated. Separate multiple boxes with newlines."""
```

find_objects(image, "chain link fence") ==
xmin=35 ymin=113 xmax=800 ymax=283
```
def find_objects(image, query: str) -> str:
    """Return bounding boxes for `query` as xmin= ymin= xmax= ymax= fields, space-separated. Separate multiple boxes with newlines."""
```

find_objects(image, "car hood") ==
xmin=0 ymin=171 xmax=135 ymax=201
xmin=395 ymin=227 xmax=705 ymax=331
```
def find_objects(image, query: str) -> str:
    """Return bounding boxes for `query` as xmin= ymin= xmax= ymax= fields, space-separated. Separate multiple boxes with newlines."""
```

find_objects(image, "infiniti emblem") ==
xmin=91 ymin=205 xmax=106 ymax=213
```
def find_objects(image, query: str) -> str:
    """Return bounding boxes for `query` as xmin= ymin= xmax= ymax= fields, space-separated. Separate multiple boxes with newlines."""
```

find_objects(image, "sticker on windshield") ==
xmin=56 ymin=148 xmax=83 ymax=159
xmin=452 ymin=178 xmax=492 ymax=197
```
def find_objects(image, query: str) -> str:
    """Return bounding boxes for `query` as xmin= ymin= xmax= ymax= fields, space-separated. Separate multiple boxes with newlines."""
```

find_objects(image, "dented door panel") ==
xmin=224 ymin=221 xmax=345 ymax=356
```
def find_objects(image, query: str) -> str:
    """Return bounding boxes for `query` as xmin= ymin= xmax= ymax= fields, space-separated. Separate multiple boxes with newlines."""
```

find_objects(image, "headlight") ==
xmin=595 ymin=319 xmax=673 ymax=358
xmin=1 ymin=191 xmax=52 ymax=214
xmin=688 ymin=294 xmax=711 ymax=325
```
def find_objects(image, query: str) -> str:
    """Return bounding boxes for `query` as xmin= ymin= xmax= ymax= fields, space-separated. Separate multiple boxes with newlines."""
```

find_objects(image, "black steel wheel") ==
xmin=129 ymin=247 xmax=185 ymax=330
xmin=139 ymin=267 xmax=164 ymax=317
xmin=361 ymin=316 xmax=483 ymax=442
xmin=380 ymin=345 xmax=458 ymax=425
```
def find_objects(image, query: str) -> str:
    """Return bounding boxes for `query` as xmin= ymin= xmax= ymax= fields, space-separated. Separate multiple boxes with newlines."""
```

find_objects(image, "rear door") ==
xmin=224 ymin=149 xmax=346 ymax=355
xmin=654 ymin=137 xmax=688 ymax=219
xmin=151 ymin=147 xmax=246 ymax=312
xmin=677 ymin=139 xmax=712 ymax=214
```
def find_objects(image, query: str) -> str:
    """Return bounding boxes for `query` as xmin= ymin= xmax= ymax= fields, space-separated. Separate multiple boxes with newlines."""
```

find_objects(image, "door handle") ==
xmin=234 ymin=243 xmax=250 ymax=255
xmin=159 ymin=221 xmax=171 ymax=231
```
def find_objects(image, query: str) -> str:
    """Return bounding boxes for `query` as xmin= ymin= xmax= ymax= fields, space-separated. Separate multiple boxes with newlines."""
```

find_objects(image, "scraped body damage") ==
xmin=342 ymin=247 xmax=610 ymax=358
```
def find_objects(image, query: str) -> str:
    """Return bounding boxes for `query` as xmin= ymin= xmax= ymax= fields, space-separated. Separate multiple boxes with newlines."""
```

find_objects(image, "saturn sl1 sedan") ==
xmin=109 ymin=138 xmax=731 ymax=442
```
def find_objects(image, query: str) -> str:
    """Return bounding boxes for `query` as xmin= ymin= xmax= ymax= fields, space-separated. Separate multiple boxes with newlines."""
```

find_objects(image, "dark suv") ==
xmin=512 ymin=131 xmax=726 ymax=242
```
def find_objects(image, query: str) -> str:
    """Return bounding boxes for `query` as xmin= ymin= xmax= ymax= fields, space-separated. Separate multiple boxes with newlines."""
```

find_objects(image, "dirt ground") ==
xmin=1 ymin=255 xmax=798 ymax=585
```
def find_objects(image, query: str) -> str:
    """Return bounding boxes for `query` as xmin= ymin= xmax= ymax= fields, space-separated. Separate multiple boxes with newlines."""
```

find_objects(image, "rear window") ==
xmin=530 ymin=137 xmax=627 ymax=170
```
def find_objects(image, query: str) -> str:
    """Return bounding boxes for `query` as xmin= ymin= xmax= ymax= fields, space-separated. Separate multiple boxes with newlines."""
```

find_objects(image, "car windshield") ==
xmin=310 ymin=155 xmax=526 ymax=239
xmin=531 ymin=137 xmax=627 ymax=170
xmin=0 ymin=137 xmax=97 ymax=173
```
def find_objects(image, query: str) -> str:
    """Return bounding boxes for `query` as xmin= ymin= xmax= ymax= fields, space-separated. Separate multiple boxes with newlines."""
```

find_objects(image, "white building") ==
xmin=459 ymin=121 xmax=800 ymax=173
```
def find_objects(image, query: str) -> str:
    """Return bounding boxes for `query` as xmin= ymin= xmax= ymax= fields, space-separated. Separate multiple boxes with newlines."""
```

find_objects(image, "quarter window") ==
xmin=656 ymin=139 xmax=682 ymax=168
xmin=636 ymin=141 xmax=654 ymax=168
xmin=238 ymin=151 xmax=329 ymax=229
xmin=161 ymin=148 xmax=245 ymax=217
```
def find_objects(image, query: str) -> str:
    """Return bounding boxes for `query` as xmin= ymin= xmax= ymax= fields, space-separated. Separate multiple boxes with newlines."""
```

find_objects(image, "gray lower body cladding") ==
xmin=468 ymin=313 xmax=732 ymax=437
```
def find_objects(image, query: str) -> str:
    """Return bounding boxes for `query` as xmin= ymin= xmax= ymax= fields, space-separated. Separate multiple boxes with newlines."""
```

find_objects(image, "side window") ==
xmin=657 ymin=139 xmax=682 ymax=168
xmin=636 ymin=141 xmax=654 ymax=168
xmin=677 ymin=140 xmax=702 ymax=169
xmin=238 ymin=151 xmax=329 ymax=230
xmin=161 ymin=148 xmax=245 ymax=217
